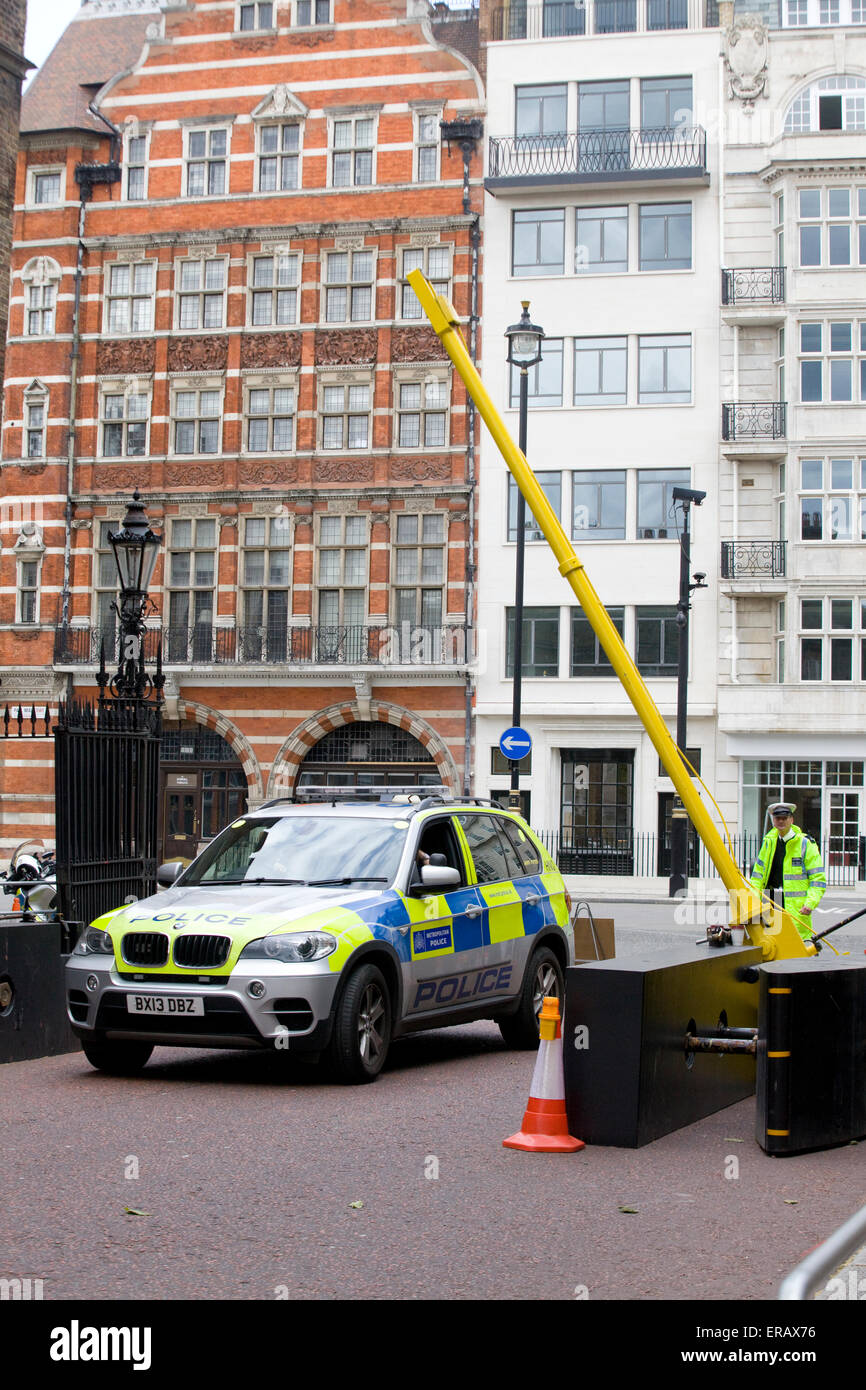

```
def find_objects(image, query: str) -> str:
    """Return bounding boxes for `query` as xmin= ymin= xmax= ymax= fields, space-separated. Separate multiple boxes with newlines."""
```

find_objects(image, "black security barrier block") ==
xmin=564 ymin=945 xmax=762 ymax=1148
xmin=757 ymin=956 xmax=866 ymax=1155
xmin=0 ymin=919 xmax=79 ymax=1064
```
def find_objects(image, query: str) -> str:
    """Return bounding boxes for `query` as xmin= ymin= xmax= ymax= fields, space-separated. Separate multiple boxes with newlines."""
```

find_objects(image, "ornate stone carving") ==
xmin=314 ymin=329 xmax=378 ymax=365
xmin=93 ymin=467 xmax=146 ymax=492
xmin=390 ymin=456 xmax=452 ymax=482
xmin=96 ymin=339 xmax=156 ymax=375
xmin=164 ymin=462 xmax=224 ymax=488
xmin=167 ymin=336 xmax=229 ymax=372
xmin=314 ymin=457 xmax=375 ymax=483
xmin=252 ymin=86 xmax=308 ymax=119
xmin=391 ymin=326 xmax=448 ymax=362
xmin=724 ymin=15 xmax=769 ymax=110
xmin=239 ymin=459 xmax=299 ymax=486
xmin=240 ymin=333 xmax=302 ymax=369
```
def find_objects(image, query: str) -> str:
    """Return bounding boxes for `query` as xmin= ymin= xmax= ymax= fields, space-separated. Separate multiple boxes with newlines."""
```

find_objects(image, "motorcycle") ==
xmin=1 ymin=840 xmax=58 ymax=921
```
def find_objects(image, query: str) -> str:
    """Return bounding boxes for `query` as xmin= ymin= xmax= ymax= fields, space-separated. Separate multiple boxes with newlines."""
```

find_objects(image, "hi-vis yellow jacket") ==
xmin=748 ymin=824 xmax=827 ymax=938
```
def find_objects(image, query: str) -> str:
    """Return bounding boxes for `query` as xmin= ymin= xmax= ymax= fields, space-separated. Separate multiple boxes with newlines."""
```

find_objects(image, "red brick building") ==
xmin=1 ymin=0 xmax=483 ymax=861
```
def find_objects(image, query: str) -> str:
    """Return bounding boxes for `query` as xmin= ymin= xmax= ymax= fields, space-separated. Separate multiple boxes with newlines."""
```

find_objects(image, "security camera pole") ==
xmin=670 ymin=486 xmax=707 ymax=898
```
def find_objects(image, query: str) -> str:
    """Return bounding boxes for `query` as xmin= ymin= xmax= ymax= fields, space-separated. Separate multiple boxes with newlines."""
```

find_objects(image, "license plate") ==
xmin=126 ymin=994 xmax=205 ymax=1017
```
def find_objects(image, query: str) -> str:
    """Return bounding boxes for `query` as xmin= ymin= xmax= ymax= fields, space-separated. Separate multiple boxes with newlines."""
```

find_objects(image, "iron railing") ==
xmin=721 ymin=540 xmax=787 ymax=580
xmin=488 ymin=126 xmax=707 ymax=181
xmin=54 ymin=623 xmax=474 ymax=668
xmin=2 ymin=704 xmax=55 ymax=738
xmin=722 ymin=266 xmax=786 ymax=305
xmin=722 ymin=402 xmax=787 ymax=441
xmin=491 ymin=0 xmax=691 ymax=39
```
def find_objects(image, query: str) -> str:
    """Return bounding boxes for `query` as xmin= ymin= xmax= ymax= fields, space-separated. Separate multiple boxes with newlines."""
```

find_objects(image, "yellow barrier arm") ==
xmin=408 ymin=268 xmax=811 ymax=960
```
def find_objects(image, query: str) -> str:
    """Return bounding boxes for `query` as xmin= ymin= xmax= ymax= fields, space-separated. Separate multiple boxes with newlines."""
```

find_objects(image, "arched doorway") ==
xmin=297 ymin=720 xmax=440 ymax=790
xmin=159 ymin=721 xmax=248 ymax=862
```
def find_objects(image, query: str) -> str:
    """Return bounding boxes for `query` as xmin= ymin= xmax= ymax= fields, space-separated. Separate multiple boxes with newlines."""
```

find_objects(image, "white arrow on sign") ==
xmin=502 ymin=735 xmax=530 ymax=753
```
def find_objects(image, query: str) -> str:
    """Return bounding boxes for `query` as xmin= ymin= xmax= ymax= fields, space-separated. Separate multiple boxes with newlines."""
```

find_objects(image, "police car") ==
xmin=67 ymin=790 xmax=572 ymax=1083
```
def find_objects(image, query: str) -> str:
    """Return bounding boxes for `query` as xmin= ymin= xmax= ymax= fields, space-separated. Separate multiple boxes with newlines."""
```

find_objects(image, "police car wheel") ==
xmin=81 ymin=1038 xmax=154 ymax=1075
xmin=329 ymin=964 xmax=392 ymax=1084
xmin=498 ymin=946 xmax=564 ymax=1050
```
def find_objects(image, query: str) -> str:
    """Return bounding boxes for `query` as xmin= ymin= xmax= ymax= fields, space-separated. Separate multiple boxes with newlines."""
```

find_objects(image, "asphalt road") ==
xmin=2 ymin=899 xmax=864 ymax=1308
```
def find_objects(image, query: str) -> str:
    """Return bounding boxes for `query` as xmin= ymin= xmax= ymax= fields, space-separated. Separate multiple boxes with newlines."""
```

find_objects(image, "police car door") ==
xmin=455 ymin=812 xmax=532 ymax=1007
xmin=401 ymin=815 xmax=485 ymax=1018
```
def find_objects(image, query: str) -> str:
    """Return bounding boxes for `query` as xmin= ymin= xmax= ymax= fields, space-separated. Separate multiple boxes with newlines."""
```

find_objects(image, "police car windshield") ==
xmin=183 ymin=815 xmax=407 ymax=887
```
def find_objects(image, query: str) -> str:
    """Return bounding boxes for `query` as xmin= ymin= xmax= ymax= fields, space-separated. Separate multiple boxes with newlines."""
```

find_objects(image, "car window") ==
xmin=456 ymin=813 xmax=512 ymax=885
xmin=415 ymin=816 xmax=467 ymax=887
xmin=499 ymin=818 xmax=543 ymax=877
xmin=185 ymin=815 xmax=407 ymax=885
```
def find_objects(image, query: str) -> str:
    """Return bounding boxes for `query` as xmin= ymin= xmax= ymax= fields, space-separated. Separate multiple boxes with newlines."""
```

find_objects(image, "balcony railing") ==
xmin=487 ymin=126 xmax=707 ymax=184
xmin=54 ymin=624 xmax=474 ymax=669
xmin=721 ymin=540 xmax=787 ymax=581
xmin=722 ymin=402 xmax=787 ymax=441
xmin=721 ymin=267 xmax=786 ymax=306
xmin=491 ymin=0 xmax=692 ymax=39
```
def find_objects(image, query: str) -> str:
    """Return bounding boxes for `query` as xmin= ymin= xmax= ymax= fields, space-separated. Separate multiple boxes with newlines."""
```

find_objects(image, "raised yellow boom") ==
xmin=407 ymin=268 xmax=812 ymax=960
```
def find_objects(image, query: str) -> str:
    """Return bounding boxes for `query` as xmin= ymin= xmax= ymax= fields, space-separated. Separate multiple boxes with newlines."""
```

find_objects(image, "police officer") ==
xmin=748 ymin=802 xmax=827 ymax=939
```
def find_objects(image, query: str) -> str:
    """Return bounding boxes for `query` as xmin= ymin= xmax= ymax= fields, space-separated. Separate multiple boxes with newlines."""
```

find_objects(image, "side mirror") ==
xmin=156 ymin=862 xmax=186 ymax=888
xmin=420 ymin=864 xmax=461 ymax=890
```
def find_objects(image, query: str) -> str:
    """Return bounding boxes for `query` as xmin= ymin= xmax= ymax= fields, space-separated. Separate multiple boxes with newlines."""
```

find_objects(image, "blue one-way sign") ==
xmin=499 ymin=726 xmax=532 ymax=760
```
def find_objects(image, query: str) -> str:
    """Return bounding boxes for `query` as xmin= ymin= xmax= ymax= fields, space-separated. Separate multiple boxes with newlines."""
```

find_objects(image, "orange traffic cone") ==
xmin=503 ymin=996 xmax=585 ymax=1153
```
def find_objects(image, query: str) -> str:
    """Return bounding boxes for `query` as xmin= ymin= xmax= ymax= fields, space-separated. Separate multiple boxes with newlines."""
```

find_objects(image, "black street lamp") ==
xmin=99 ymin=490 xmax=164 ymax=707
xmin=505 ymin=302 xmax=545 ymax=812
xmin=669 ymin=485 xmax=707 ymax=897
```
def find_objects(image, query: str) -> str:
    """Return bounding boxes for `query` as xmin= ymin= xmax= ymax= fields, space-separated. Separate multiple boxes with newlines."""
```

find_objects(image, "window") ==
xmin=784 ymin=0 xmax=866 ymax=25
xmin=571 ymin=607 xmax=624 ymax=676
xmin=396 ymin=377 xmax=449 ymax=448
xmin=640 ymin=77 xmax=693 ymax=130
xmin=94 ymin=521 xmax=119 ymax=643
xmin=637 ymin=468 xmax=689 ymax=538
xmin=106 ymin=261 xmax=155 ymax=334
xmin=512 ymin=209 xmax=565 ymax=277
xmin=241 ymin=515 xmax=291 ymax=659
xmin=100 ymin=387 xmax=149 ymax=457
xmin=172 ymin=387 xmax=222 ymax=454
xmin=797 ymin=186 xmax=866 ymax=267
xmin=636 ymin=606 xmax=678 ymax=676
xmin=638 ymin=333 xmax=691 ymax=404
xmin=784 ymin=76 xmax=866 ymax=134
xmin=508 ymin=471 xmax=561 ymax=541
xmin=167 ymin=519 xmax=217 ymax=661
xmin=798 ymin=457 xmax=866 ymax=541
xmin=799 ymin=595 xmax=866 ymax=682
xmin=317 ymin=516 xmax=368 ymax=627
xmin=320 ymin=380 xmax=371 ymax=449
xmin=258 ymin=123 xmax=301 ymax=191
xmin=639 ymin=203 xmax=691 ymax=270
xmin=21 ymin=258 xmax=60 ymax=336
xmin=124 ymin=133 xmax=148 ymax=201
xmin=415 ymin=112 xmax=440 ymax=182
xmin=572 ymin=469 xmax=626 ymax=540
xmin=574 ymin=337 xmax=627 ymax=406
xmin=505 ymin=606 xmax=560 ymax=677
xmin=23 ymin=385 xmax=47 ymax=460
xmin=239 ymin=1 xmax=273 ymax=27
xmin=297 ymin=0 xmax=330 ymax=22
xmin=594 ymin=0 xmax=636 ymax=32
xmin=578 ymin=80 xmax=630 ymax=172
xmin=515 ymin=84 xmax=567 ymax=138
xmin=244 ymin=382 xmax=296 ymax=452
xmin=30 ymin=169 xmax=62 ymax=205
xmin=509 ymin=338 xmax=563 ymax=407
xmin=186 ymin=128 xmax=228 ymax=197
xmin=799 ymin=320 xmax=866 ymax=402
xmin=575 ymin=206 xmax=627 ymax=274
xmin=777 ymin=599 xmax=786 ymax=683
xmin=401 ymin=244 xmax=451 ymax=318
xmin=331 ymin=116 xmax=375 ymax=188
xmin=176 ymin=258 xmax=226 ymax=330
xmin=323 ymin=249 xmax=375 ymax=323
xmin=393 ymin=513 xmax=446 ymax=628
xmin=250 ymin=252 xmax=300 ymax=325
xmin=17 ymin=559 xmax=40 ymax=624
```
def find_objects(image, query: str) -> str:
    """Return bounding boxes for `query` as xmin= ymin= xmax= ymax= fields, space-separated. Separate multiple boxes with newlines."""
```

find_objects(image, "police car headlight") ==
xmin=72 ymin=928 xmax=114 ymax=956
xmin=239 ymin=931 xmax=337 ymax=964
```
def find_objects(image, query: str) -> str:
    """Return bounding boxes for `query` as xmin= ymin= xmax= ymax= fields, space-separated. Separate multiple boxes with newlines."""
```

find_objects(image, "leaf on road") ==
xmin=723 ymin=1138 xmax=744 ymax=1143
xmin=783 ymin=1199 xmax=799 ymax=1205
xmin=618 ymin=1205 xmax=639 ymax=1214
xmin=124 ymin=1207 xmax=150 ymax=1217
xmin=348 ymin=1200 xmax=364 ymax=1210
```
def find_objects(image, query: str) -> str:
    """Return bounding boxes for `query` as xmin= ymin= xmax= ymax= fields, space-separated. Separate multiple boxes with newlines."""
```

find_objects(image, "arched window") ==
xmin=21 ymin=257 xmax=61 ymax=337
xmin=784 ymin=75 xmax=866 ymax=134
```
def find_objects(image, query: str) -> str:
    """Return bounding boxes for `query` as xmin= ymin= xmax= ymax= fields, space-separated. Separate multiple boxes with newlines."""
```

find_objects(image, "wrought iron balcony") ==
xmin=721 ymin=267 xmax=786 ymax=306
xmin=721 ymin=402 xmax=787 ymax=441
xmin=54 ymin=624 xmax=474 ymax=669
xmin=721 ymin=541 xmax=787 ymax=581
xmin=487 ymin=126 xmax=707 ymax=190
xmin=490 ymin=0 xmax=691 ymax=39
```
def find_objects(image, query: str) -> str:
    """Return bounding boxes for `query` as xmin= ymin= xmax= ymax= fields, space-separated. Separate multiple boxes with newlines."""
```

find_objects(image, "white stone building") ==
xmin=474 ymin=0 xmax=866 ymax=885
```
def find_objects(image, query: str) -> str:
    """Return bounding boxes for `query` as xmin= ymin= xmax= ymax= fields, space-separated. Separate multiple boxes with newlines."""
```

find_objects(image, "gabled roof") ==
xmin=20 ymin=2 xmax=157 ymax=137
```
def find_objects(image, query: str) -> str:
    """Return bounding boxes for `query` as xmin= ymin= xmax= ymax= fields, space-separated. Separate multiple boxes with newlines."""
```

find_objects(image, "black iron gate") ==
xmin=53 ymin=700 xmax=161 ymax=927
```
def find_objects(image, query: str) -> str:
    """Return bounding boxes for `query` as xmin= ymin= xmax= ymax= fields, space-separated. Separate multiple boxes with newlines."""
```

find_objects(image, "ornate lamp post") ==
xmin=98 ymin=490 xmax=164 ymax=710
xmin=504 ymin=302 xmax=545 ymax=812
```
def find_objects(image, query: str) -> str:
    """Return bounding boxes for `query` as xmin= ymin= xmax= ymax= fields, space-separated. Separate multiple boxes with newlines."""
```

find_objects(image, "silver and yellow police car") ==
xmin=66 ymin=790 xmax=572 ymax=1083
